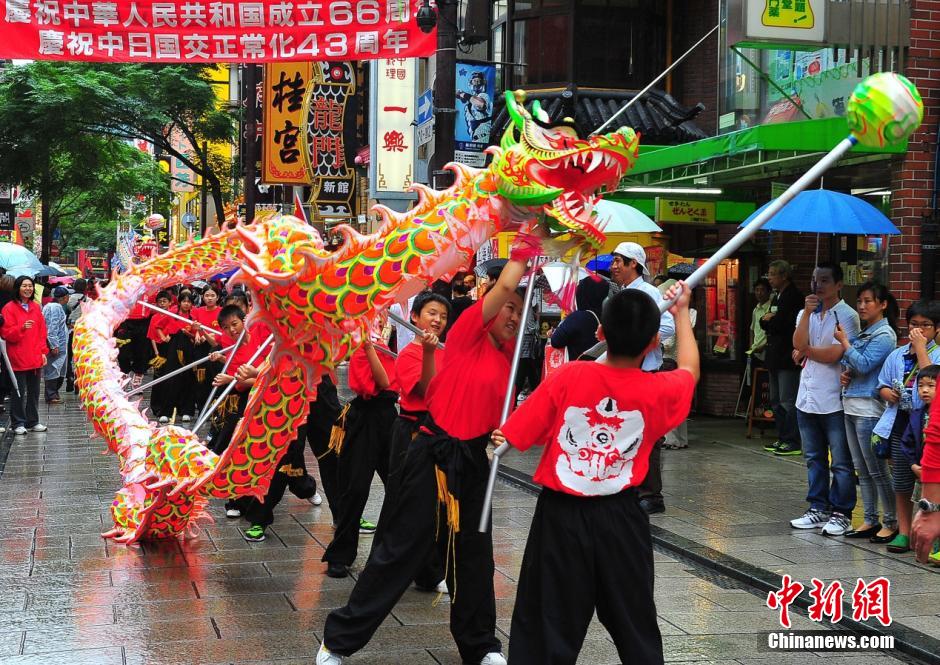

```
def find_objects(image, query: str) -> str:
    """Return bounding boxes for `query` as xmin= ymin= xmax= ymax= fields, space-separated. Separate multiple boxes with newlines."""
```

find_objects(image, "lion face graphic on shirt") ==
xmin=555 ymin=397 xmax=644 ymax=495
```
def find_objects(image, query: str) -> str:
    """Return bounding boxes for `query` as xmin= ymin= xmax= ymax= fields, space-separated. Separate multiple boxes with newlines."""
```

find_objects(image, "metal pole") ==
xmin=199 ymin=141 xmax=209 ymax=236
xmin=387 ymin=310 xmax=445 ymax=350
xmin=592 ymin=21 xmax=721 ymax=136
xmin=194 ymin=327 xmax=247 ymax=428
xmin=127 ymin=344 xmax=235 ymax=397
xmin=478 ymin=267 xmax=538 ymax=533
xmin=430 ymin=0 xmax=458 ymax=180
xmin=479 ymin=136 xmax=860 ymax=529
xmin=191 ymin=334 xmax=274 ymax=433
xmin=140 ymin=301 xmax=221 ymax=337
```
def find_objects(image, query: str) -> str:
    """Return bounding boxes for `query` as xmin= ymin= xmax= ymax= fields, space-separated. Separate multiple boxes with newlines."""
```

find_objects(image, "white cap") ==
xmin=612 ymin=241 xmax=647 ymax=275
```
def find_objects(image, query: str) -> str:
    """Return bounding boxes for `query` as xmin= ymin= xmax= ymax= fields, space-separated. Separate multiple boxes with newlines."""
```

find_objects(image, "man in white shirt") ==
xmin=790 ymin=263 xmax=860 ymax=536
xmin=610 ymin=242 xmax=675 ymax=513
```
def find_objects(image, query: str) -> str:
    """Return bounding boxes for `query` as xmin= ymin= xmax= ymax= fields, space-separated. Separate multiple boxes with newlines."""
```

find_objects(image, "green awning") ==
xmin=619 ymin=117 xmax=904 ymax=188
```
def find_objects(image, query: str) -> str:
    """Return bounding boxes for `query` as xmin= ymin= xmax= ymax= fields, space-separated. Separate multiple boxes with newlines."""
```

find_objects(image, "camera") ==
xmin=416 ymin=0 xmax=437 ymax=33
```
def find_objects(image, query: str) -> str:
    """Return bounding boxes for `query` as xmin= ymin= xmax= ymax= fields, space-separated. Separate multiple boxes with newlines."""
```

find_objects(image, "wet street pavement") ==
xmin=0 ymin=390 xmax=930 ymax=664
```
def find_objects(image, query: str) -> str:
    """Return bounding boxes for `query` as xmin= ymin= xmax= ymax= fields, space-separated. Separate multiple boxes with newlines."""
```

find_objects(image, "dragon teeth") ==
xmin=587 ymin=152 xmax=603 ymax=173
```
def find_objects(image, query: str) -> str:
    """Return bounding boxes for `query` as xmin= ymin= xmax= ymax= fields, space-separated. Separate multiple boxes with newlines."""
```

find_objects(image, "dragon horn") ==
xmin=505 ymin=89 xmax=528 ymax=130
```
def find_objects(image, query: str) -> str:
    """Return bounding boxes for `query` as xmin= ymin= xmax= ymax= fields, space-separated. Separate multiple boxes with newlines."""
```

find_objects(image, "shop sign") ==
xmin=0 ymin=0 xmax=436 ymax=63
xmin=302 ymin=61 xmax=359 ymax=220
xmin=454 ymin=62 xmax=495 ymax=168
xmin=655 ymin=198 xmax=716 ymax=225
xmin=371 ymin=57 xmax=414 ymax=195
xmin=262 ymin=62 xmax=313 ymax=184
xmin=728 ymin=0 xmax=827 ymax=49
xmin=0 ymin=203 xmax=14 ymax=231
xmin=169 ymin=127 xmax=196 ymax=192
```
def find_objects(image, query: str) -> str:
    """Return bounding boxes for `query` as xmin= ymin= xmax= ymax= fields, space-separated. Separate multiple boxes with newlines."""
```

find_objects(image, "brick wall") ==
xmin=696 ymin=365 xmax=741 ymax=417
xmin=672 ymin=0 xmax=720 ymax=136
xmin=890 ymin=0 xmax=940 ymax=318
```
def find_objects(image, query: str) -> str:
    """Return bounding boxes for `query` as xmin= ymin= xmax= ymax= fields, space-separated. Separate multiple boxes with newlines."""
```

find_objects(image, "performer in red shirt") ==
xmin=912 ymin=392 xmax=940 ymax=563
xmin=319 ymin=229 xmax=547 ymax=665
xmin=190 ymin=285 xmax=224 ymax=411
xmin=493 ymin=283 xmax=698 ymax=665
xmin=145 ymin=290 xmax=181 ymax=422
xmin=321 ymin=338 xmax=399 ymax=576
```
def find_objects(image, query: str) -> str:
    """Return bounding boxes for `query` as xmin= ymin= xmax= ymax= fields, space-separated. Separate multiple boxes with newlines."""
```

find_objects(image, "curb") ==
xmin=496 ymin=466 xmax=939 ymax=665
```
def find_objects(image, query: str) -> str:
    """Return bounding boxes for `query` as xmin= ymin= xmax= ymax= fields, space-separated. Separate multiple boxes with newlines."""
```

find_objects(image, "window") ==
xmin=513 ymin=14 xmax=570 ymax=85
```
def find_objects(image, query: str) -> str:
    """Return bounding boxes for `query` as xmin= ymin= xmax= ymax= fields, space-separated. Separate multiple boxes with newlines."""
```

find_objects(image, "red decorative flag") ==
xmin=294 ymin=190 xmax=308 ymax=224
xmin=0 ymin=0 xmax=436 ymax=63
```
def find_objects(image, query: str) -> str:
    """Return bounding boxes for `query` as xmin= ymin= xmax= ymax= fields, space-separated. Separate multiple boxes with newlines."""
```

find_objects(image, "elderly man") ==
xmin=42 ymin=286 xmax=70 ymax=404
xmin=609 ymin=242 xmax=675 ymax=513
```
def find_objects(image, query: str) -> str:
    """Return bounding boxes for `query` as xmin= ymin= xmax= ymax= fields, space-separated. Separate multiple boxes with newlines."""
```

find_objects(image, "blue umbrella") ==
xmin=0 ymin=242 xmax=43 ymax=273
xmin=739 ymin=190 xmax=900 ymax=235
xmin=587 ymin=254 xmax=613 ymax=271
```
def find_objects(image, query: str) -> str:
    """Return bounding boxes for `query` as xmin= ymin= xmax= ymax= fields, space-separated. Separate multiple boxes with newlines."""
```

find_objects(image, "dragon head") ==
xmin=493 ymin=90 xmax=640 ymax=249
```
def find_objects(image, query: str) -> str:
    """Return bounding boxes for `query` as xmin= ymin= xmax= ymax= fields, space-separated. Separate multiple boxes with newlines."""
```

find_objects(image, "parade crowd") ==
xmin=5 ymin=238 xmax=940 ymax=664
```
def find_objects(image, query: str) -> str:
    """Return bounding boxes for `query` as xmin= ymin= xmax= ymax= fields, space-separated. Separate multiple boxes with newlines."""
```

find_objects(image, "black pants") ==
xmin=168 ymin=333 xmax=197 ymax=418
xmin=149 ymin=341 xmax=175 ymax=418
xmin=509 ymin=488 xmax=662 ymax=665
xmin=117 ymin=318 xmax=152 ymax=374
xmin=324 ymin=430 xmax=501 ymax=662
xmin=244 ymin=435 xmax=317 ymax=527
xmin=374 ymin=413 xmax=445 ymax=588
xmin=515 ymin=356 xmax=540 ymax=394
xmin=303 ymin=380 xmax=342 ymax=510
xmin=323 ymin=392 xmax=397 ymax=566
xmin=637 ymin=437 xmax=664 ymax=504
xmin=44 ymin=376 xmax=64 ymax=401
xmin=11 ymin=369 xmax=40 ymax=428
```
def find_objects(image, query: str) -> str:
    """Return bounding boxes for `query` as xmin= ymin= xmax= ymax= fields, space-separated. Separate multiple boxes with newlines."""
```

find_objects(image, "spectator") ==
xmin=41 ymin=286 xmax=70 ymax=404
xmin=449 ymin=272 xmax=475 ymax=323
xmin=660 ymin=279 xmax=698 ymax=450
xmin=0 ymin=276 xmax=49 ymax=435
xmin=835 ymin=282 xmax=898 ymax=540
xmin=760 ymin=260 xmax=804 ymax=455
xmin=65 ymin=278 xmax=88 ymax=393
xmin=0 ymin=274 xmax=16 ymax=411
xmin=910 ymin=376 xmax=940 ymax=564
xmin=549 ymin=276 xmax=608 ymax=361
xmin=872 ymin=301 xmax=940 ymax=553
xmin=790 ymin=263 xmax=860 ymax=536
xmin=747 ymin=277 xmax=772 ymax=363
xmin=514 ymin=298 xmax=541 ymax=398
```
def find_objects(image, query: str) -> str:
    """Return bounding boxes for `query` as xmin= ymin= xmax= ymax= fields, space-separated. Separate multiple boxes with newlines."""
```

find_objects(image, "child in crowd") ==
xmin=873 ymin=301 xmax=940 ymax=553
xmin=903 ymin=364 xmax=940 ymax=565
xmin=322 ymin=336 xmax=399 ymax=576
xmin=493 ymin=283 xmax=698 ymax=665
xmin=318 ymin=230 xmax=546 ymax=665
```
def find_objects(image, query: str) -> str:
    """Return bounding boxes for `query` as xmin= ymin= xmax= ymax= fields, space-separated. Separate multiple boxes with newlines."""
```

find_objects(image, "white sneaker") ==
xmin=158 ymin=416 xmax=169 ymax=424
xmin=181 ymin=415 xmax=192 ymax=422
xmin=790 ymin=508 xmax=830 ymax=529
xmin=31 ymin=424 xmax=47 ymax=432
xmin=225 ymin=508 xmax=241 ymax=519
xmin=316 ymin=643 xmax=344 ymax=665
xmin=435 ymin=579 xmax=449 ymax=594
xmin=480 ymin=653 xmax=507 ymax=665
xmin=13 ymin=426 xmax=26 ymax=435
xmin=309 ymin=492 xmax=323 ymax=506
xmin=821 ymin=512 xmax=851 ymax=536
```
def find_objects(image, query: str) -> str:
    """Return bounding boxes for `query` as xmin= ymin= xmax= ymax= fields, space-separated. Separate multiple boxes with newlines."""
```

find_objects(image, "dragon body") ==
xmin=74 ymin=92 xmax=640 ymax=543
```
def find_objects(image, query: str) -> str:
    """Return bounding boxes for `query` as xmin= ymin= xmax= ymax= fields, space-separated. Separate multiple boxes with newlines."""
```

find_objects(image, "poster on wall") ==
xmin=454 ymin=62 xmax=495 ymax=168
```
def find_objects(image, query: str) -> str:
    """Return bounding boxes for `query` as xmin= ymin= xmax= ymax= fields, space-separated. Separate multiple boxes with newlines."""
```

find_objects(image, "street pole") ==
xmin=200 ymin=140 xmax=209 ymax=236
xmin=243 ymin=64 xmax=259 ymax=223
xmin=429 ymin=0 xmax=458 ymax=186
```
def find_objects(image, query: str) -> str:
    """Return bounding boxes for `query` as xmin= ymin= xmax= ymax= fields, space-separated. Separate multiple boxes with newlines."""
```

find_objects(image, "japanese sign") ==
xmin=169 ymin=126 xmax=196 ymax=192
xmin=0 ymin=0 xmax=436 ymax=62
xmin=0 ymin=203 xmax=14 ymax=232
xmin=655 ymin=198 xmax=716 ymax=225
xmin=371 ymin=57 xmax=414 ymax=195
xmin=262 ymin=62 xmax=312 ymax=184
xmin=454 ymin=61 xmax=495 ymax=168
xmin=302 ymin=61 xmax=359 ymax=220
xmin=728 ymin=0 xmax=827 ymax=49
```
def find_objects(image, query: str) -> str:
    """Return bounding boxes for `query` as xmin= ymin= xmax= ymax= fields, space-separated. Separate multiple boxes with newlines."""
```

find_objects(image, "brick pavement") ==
xmin=0 ymin=395 xmax=917 ymax=664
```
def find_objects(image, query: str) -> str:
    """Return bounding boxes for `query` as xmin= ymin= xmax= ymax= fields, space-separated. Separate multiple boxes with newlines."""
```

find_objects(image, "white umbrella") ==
xmin=594 ymin=200 xmax=663 ymax=233
xmin=539 ymin=261 xmax=588 ymax=293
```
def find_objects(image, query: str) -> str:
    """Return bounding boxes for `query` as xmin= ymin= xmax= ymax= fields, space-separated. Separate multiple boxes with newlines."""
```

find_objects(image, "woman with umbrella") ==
xmin=0 ymin=276 xmax=48 ymax=434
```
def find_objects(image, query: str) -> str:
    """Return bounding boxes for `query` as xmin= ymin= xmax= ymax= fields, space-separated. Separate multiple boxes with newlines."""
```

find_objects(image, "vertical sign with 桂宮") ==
xmin=454 ymin=62 xmax=496 ymax=168
xmin=263 ymin=63 xmax=313 ymax=185
xmin=302 ymin=61 xmax=359 ymax=221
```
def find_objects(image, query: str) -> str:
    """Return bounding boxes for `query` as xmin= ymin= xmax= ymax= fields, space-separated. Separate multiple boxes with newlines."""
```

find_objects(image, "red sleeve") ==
xmin=922 ymin=398 xmax=940 ymax=483
xmin=395 ymin=344 xmax=424 ymax=398
xmin=501 ymin=367 xmax=563 ymax=452
xmin=34 ymin=305 xmax=48 ymax=356
xmin=147 ymin=314 xmax=167 ymax=342
xmin=0 ymin=302 xmax=24 ymax=343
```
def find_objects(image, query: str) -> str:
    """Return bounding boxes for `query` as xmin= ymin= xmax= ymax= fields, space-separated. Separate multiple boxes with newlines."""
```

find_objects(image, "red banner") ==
xmin=0 ymin=0 xmax=435 ymax=62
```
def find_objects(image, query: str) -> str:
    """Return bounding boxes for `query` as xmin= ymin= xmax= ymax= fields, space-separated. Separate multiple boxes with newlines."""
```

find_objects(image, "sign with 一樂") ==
xmin=655 ymin=198 xmax=716 ymax=225
xmin=371 ymin=57 xmax=415 ymax=195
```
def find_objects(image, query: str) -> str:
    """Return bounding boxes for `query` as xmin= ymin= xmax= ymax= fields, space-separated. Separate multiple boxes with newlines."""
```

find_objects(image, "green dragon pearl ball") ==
xmin=847 ymin=72 xmax=923 ymax=148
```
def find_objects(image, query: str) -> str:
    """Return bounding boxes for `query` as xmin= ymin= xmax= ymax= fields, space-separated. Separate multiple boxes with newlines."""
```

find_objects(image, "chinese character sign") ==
xmin=372 ymin=57 xmax=414 ymax=194
xmin=767 ymin=576 xmax=892 ymax=629
xmin=655 ymin=198 xmax=716 ymax=225
xmin=169 ymin=126 xmax=196 ymax=192
xmin=262 ymin=62 xmax=312 ymax=184
xmin=454 ymin=61 xmax=495 ymax=168
xmin=0 ymin=0 xmax=435 ymax=62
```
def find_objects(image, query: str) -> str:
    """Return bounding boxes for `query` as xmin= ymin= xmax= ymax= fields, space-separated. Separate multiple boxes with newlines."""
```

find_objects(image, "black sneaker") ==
xmin=326 ymin=562 xmax=349 ymax=578
xmin=774 ymin=442 xmax=802 ymax=456
xmin=639 ymin=499 xmax=665 ymax=514
xmin=763 ymin=440 xmax=782 ymax=452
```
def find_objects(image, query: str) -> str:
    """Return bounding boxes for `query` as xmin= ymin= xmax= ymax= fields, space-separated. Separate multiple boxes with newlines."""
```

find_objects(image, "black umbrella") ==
xmin=666 ymin=262 xmax=695 ymax=278
xmin=474 ymin=258 xmax=508 ymax=279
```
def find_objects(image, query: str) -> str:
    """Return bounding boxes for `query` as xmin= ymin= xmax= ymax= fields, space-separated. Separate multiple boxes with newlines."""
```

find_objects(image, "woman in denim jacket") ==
xmin=835 ymin=282 xmax=898 ymax=541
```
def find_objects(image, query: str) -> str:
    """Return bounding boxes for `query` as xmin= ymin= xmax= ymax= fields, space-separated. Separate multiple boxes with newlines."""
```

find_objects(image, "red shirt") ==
xmin=229 ymin=324 xmax=270 ymax=393
xmin=501 ymin=363 xmax=696 ymax=496
xmin=191 ymin=306 xmax=222 ymax=334
xmin=0 ymin=300 xmax=49 ymax=371
xmin=922 ymin=397 xmax=940 ymax=483
xmin=128 ymin=294 xmax=151 ymax=320
xmin=396 ymin=342 xmax=444 ymax=413
xmin=146 ymin=307 xmax=185 ymax=342
xmin=426 ymin=299 xmax=515 ymax=440
xmin=348 ymin=346 xmax=398 ymax=398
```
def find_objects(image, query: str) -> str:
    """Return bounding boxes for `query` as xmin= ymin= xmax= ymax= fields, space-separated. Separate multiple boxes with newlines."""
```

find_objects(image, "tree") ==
xmin=0 ymin=62 xmax=172 ymax=262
